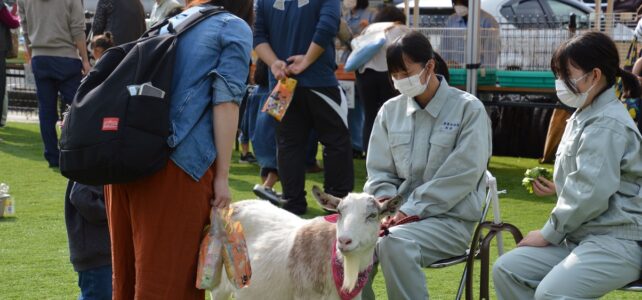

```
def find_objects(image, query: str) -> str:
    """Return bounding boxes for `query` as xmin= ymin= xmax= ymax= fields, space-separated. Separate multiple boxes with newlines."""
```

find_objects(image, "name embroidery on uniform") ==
xmin=441 ymin=121 xmax=460 ymax=132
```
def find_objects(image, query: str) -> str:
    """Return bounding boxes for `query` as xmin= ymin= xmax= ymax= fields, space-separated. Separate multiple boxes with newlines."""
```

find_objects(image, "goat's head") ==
xmin=311 ymin=186 xmax=402 ymax=254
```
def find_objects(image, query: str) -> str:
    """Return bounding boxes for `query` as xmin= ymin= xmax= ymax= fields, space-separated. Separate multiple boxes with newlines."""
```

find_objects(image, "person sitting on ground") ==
xmin=90 ymin=31 xmax=114 ymax=61
xmin=493 ymin=31 xmax=642 ymax=299
xmin=361 ymin=31 xmax=492 ymax=300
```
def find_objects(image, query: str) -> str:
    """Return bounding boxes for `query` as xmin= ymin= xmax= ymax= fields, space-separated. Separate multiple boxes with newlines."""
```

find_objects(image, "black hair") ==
xmin=452 ymin=0 xmax=467 ymax=7
xmin=188 ymin=0 xmax=253 ymax=26
xmin=373 ymin=5 xmax=406 ymax=23
xmin=91 ymin=31 xmax=114 ymax=50
xmin=254 ymin=59 xmax=268 ymax=87
xmin=166 ymin=6 xmax=184 ymax=18
xmin=386 ymin=31 xmax=435 ymax=75
xmin=433 ymin=52 xmax=450 ymax=82
xmin=356 ymin=0 xmax=369 ymax=10
xmin=551 ymin=31 xmax=641 ymax=98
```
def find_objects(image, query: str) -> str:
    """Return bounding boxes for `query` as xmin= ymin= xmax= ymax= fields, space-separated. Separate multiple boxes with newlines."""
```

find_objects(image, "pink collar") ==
xmin=323 ymin=214 xmax=373 ymax=300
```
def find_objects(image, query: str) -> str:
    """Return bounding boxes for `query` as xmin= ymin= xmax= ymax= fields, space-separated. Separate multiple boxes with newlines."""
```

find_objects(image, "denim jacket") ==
xmin=163 ymin=7 xmax=252 ymax=181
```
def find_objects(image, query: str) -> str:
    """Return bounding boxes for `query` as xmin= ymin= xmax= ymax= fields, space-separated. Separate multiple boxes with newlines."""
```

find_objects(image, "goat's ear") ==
xmin=378 ymin=195 xmax=402 ymax=217
xmin=311 ymin=186 xmax=341 ymax=211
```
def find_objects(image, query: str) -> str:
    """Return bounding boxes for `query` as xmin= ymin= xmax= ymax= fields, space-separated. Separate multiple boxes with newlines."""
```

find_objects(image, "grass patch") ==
xmin=0 ymin=122 xmax=637 ymax=299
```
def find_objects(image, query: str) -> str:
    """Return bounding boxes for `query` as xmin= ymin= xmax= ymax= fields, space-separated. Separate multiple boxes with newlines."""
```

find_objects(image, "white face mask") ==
xmin=392 ymin=68 xmax=431 ymax=98
xmin=454 ymin=5 xmax=468 ymax=17
xmin=343 ymin=0 xmax=356 ymax=9
xmin=555 ymin=74 xmax=594 ymax=108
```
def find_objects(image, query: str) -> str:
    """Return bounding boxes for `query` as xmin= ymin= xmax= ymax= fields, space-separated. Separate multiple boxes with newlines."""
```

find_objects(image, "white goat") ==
xmin=211 ymin=186 xmax=401 ymax=300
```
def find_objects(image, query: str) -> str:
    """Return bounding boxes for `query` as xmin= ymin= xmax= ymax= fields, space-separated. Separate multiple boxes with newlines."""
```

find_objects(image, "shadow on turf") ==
xmin=0 ymin=125 xmax=44 ymax=163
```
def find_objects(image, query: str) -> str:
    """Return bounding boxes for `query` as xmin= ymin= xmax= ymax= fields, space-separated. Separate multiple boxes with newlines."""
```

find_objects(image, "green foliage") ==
xmin=522 ymin=166 xmax=553 ymax=194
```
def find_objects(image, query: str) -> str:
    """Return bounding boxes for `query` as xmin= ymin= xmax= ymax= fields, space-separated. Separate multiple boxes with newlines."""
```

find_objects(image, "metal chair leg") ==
xmin=465 ymin=221 xmax=523 ymax=300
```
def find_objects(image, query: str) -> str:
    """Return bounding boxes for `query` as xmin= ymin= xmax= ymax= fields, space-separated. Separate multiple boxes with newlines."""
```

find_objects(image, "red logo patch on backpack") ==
xmin=102 ymin=118 xmax=119 ymax=131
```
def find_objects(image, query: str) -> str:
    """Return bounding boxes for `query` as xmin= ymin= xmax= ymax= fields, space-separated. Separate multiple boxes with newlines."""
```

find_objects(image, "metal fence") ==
xmin=5 ymin=63 xmax=38 ymax=118
xmin=417 ymin=13 xmax=640 ymax=71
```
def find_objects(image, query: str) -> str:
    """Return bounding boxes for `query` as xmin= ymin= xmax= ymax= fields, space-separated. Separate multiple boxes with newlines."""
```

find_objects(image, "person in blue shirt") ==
xmin=441 ymin=0 xmax=499 ymax=68
xmin=254 ymin=0 xmax=355 ymax=215
xmin=343 ymin=0 xmax=374 ymax=35
xmin=104 ymin=1 xmax=253 ymax=299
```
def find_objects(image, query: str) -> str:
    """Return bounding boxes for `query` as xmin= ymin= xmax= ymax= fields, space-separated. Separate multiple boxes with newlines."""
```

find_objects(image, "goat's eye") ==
xmin=367 ymin=213 xmax=377 ymax=220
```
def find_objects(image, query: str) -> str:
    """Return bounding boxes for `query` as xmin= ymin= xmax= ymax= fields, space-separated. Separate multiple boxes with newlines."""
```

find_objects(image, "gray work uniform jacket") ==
xmin=541 ymin=87 xmax=642 ymax=244
xmin=364 ymin=77 xmax=492 ymax=222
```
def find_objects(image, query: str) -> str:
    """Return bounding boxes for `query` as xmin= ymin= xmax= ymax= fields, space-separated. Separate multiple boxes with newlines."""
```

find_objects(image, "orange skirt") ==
xmin=105 ymin=160 xmax=214 ymax=300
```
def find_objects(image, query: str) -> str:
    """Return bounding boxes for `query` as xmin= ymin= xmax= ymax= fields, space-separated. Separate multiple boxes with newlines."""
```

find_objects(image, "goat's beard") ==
xmin=341 ymin=251 xmax=360 ymax=292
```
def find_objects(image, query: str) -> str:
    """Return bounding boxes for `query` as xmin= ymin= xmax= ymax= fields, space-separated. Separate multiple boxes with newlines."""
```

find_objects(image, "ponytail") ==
xmin=619 ymin=67 xmax=641 ymax=99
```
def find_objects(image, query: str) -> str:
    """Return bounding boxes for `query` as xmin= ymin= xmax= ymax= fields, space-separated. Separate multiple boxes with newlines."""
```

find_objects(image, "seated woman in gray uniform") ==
xmin=361 ymin=31 xmax=492 ymax=300
xmin=493 ymin=31 xmax=642 ymax=300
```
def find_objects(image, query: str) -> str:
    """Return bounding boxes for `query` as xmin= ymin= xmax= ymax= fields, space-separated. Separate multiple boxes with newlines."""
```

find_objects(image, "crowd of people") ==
xmin=2 ymin=0 xmax=642 ymax=299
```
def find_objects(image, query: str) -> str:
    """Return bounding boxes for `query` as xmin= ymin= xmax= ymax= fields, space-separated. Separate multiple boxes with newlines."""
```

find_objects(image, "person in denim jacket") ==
xmin=103 ymin=1 xmax=253 ymax=299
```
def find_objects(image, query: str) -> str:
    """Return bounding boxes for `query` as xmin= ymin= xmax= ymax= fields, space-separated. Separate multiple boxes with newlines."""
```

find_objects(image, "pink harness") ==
xmin=324 ymin=214 xmax=373 ymax=300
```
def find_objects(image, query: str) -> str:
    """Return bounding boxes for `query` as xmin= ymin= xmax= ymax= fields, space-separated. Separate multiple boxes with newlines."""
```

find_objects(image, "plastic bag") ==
xmin=195 ymin=209 xmax=224 ymax=290
xmin=261 ymin=77 xmax=297 ymax=122
xmin=195 ymin=207 xmax=251 ymax=290
xmin=218 ymin=207 xmax=252 ymax=289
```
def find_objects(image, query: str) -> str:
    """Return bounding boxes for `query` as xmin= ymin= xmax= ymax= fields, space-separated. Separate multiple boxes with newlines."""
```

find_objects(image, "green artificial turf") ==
xmin=0 ymin=122 xmax=637 ymax=299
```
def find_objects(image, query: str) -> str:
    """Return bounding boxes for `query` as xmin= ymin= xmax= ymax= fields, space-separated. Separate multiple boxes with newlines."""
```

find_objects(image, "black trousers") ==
xmin=277 ymin=86 xmax=354 ymax=211
xmin=355 ymin=69 xmax=399 ymax=152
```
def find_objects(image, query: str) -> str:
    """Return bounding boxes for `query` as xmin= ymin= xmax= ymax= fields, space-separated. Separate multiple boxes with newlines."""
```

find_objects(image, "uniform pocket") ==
xmin=427 ymin=132 xmax=457 ymax=170
xmin=389 ymin=132 xmax=412 ymax=178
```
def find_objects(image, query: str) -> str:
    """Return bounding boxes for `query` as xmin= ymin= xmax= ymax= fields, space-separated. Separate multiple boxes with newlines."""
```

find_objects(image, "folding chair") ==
xmin=426 ymin=171 xmax=523 ymax=300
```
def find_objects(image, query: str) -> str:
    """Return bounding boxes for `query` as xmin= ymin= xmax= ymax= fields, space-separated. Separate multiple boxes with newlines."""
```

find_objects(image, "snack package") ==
xmin=522 ymin=167 xmax=553 ymax=194
xmin=217 ymin=208 xmax=252 ymax=289
xmin=196 ymin=209 xmax=224 ymax=290
xmin=262 ymin=77 xmax=297 ymax=121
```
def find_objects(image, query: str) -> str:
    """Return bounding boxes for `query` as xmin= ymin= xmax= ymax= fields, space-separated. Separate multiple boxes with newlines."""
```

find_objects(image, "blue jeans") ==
xmin=31 ymin=56 xmax=82 ymax=165
xmin=251 ymin=85 xmax=319 ymax=171
xmin=78 ymin=265 xmax=112 ymax=300
xmin=239 ymin=86 xmax=261 ymax=144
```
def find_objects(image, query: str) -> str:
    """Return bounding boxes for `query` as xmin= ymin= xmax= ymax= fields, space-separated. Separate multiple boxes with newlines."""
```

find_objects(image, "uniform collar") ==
xmin=574 ymin=86 xmax=617 ymax=123
xmin=406 ymin=75 xmax=448 ymax=118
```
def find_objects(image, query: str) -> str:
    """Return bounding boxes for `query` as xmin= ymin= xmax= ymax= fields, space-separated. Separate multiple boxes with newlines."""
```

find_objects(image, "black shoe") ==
xmin=282 ymin=203 xmax=307 ymax=216
xmin=306 ymin=163 xmax=323 ymax=173
xmin=239 ymin=152 xmax=257 ymax=164
xmin=48 ymin=161 xmax=59 ymax=168
xmin=253 ymin=184 xmax=286 ymax=206
xmin=353 ymin=149 xmax=365 ymax=159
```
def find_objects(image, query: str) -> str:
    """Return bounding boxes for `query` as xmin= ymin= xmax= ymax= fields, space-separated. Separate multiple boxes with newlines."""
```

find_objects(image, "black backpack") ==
xmin=60 ymin=6 xmax=224 ymax=185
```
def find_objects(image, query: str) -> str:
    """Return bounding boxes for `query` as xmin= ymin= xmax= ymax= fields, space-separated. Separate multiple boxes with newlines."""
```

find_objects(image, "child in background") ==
xmin=64 ymin=181 xmax=111 ymax=300
xmin=90 ymin=31 xmax=114 ymax=61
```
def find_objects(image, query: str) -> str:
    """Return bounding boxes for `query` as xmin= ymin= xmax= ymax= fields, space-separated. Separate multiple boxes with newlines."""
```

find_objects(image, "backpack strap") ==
xmin=169 ymin=6 xmax=226 ymax=36
xmin=142 ymin=6 xmax=225 ymax=38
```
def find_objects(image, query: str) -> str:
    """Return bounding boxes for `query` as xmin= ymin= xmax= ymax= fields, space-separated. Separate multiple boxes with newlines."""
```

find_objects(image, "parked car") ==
xmin=395 ymin=0 xmax=593 ymax=28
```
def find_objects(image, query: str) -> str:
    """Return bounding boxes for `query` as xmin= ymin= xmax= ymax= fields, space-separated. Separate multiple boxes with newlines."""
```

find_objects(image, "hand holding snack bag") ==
xmin=196 ymin=209 xmax=224 ymax=290
xmin=262 ymin=77 xmax=297 ymax=121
